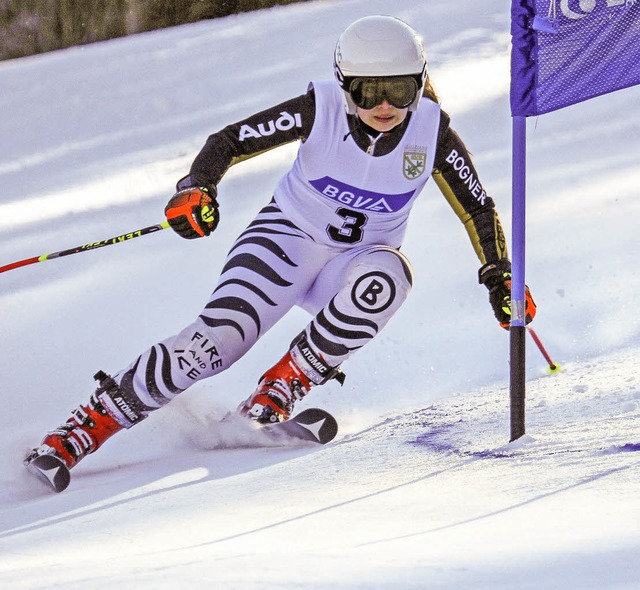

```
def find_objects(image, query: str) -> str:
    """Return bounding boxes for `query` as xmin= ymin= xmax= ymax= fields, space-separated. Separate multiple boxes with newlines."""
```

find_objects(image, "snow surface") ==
xmin=1 ymin=0 xmax=639 ymax=588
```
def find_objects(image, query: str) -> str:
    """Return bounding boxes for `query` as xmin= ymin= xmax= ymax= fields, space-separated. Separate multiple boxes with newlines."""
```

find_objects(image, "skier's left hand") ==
xmin=479 ymin=259 xmax=536 ymax=330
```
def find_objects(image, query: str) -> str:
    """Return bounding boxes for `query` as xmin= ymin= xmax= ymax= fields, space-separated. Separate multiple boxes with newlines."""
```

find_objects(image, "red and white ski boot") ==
xmin=25 ymin=371 xmax=141 ymax=491
xmin=238 ymin=350 xmax=314 ymax=424
xmin=238 ymin=334 xmax=345 ymax=424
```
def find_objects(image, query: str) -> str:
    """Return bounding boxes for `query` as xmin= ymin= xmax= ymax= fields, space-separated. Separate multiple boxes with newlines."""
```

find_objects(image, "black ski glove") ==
xmin=165 ymin=178 xmax=219 ymax=239
xmin=479 ymin=259 xmax=537 ymax=330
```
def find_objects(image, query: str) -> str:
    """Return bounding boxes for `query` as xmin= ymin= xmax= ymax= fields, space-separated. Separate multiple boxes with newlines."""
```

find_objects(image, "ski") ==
xmin=263 ymin=408 xmax=338 ymax=445
xmin=24 ymin=452 xmax=71 ymax=493
xmin=23 ymin=408 xmax=338 ymax=493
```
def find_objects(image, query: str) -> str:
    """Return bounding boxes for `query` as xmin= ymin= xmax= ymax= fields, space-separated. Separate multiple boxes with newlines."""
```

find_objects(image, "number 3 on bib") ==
xmin=327 ymin=207 xmax=368 ymax=244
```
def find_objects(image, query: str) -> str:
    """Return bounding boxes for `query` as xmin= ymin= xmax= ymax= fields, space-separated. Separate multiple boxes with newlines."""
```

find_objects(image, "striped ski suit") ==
xmin=109 ymin=80 xmax=508 ymax=423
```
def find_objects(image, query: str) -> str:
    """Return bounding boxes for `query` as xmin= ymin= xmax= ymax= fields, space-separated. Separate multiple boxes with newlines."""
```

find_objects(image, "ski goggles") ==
xmin=348 ymin=76 xmax=420 ymax=110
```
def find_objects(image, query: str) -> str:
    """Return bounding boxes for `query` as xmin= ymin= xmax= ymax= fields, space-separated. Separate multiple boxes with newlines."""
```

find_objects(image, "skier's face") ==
xmin=357 ymin=100 xmax=409 ymax=132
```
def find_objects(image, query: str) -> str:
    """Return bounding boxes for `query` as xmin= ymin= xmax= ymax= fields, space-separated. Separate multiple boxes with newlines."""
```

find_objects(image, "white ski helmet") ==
xmin=334 ymin=15 xmax=427 ymax=114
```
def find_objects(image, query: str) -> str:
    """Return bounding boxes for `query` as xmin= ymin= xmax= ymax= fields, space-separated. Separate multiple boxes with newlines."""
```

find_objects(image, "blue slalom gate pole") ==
xmin=510 ymin=115 xmax=527 ymax=441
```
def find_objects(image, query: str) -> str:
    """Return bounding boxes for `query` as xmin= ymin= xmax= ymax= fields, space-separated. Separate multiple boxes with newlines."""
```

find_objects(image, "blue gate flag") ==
xmin=511 ymin=0 xmax=640 ymax=116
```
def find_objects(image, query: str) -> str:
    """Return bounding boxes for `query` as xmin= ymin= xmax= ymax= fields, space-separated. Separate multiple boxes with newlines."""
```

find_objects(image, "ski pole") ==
xmin=527 ymin=326 xmax=562 ymax=374
xmin=0 ymin=221 xmax=170 ymax=275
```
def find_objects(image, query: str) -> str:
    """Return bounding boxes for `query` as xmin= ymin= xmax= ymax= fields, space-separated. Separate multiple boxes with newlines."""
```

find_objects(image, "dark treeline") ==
xmin=0 ymin=0 xmax=309 ymax=61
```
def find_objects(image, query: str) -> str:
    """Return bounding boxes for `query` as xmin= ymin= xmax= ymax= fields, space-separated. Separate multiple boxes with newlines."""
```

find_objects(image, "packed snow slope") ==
xmin=1 ymin=1 xmax=639 ymax=588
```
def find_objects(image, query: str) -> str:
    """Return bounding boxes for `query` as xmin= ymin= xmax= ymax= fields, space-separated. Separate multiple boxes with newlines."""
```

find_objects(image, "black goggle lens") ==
xmin=348 ymin=76 xmax=419 ymax=110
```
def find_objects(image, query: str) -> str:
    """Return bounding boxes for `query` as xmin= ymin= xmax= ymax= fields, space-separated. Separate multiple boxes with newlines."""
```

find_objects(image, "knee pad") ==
xmin=302 ymin=247 xmax=414 ymax=368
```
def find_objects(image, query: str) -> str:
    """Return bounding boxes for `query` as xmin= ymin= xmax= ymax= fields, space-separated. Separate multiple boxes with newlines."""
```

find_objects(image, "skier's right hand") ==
xmin=165 ymin=184 xmax=219 ymax=239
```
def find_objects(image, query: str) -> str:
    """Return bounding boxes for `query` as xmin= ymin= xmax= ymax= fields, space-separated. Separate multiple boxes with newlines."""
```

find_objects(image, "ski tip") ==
xmin=25 ymin=453 xmax=71 ymax=493
xmin=288 ymin=408 xmax=338 ymax=445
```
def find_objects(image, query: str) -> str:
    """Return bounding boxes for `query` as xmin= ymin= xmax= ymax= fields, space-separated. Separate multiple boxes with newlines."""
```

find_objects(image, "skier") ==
xmin=26 ymin=15 xmax=536 ymax=481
